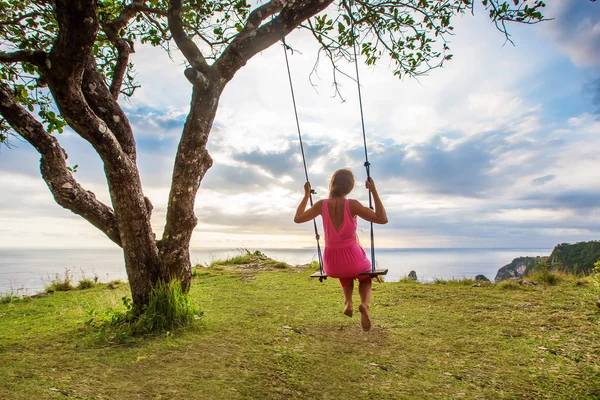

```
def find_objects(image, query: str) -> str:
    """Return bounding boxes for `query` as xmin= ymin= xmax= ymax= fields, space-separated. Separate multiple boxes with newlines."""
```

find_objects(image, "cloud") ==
xmin=520 ymin=189 xmax=600 ymax=212
xmin=566 ymin=112 xmax=600 ymax=134
xmin=201 ymin=163 xmax=274 ymax=194
xmin=587 ymin=77 xmax=600 ymax=116
xmin=376 ymin=135 xmax=497 ymax=197
xmin=531 ymin=175 xmax=556 ymax=187
xmin=543 ymin=0 xmax=600 ymax=66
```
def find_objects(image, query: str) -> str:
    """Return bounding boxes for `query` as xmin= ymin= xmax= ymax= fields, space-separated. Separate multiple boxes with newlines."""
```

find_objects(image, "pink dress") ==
xmin=322 ymin=199 xmax=372 ymax=279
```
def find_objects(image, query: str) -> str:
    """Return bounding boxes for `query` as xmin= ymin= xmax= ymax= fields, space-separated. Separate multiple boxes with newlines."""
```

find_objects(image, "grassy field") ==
xmin=1 ymin=262 xmax=599 ymax=399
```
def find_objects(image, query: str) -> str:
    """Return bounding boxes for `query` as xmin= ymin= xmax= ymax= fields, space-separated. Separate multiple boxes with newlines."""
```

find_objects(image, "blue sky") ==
xmin=0 ymin=0 xmax=599 ymax=249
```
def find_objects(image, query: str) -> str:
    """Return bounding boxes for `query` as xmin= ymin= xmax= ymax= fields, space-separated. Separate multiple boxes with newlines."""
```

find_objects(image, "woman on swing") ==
xmin=294 ymin=169 xmax=388 ymax=331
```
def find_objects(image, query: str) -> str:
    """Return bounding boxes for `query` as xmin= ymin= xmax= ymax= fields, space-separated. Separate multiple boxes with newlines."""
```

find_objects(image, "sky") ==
xmin=0 ymin=0 xmax=599 ymax=250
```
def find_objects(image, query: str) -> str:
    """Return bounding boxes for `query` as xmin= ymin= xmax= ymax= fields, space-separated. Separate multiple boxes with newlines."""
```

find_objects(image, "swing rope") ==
xmin=275 ymin=7 xmax=378 ymax=277
xmin=348 ymin=0 xmax=376 ymax=272
xmin=274 ymin=17 xmax=325 ymax=278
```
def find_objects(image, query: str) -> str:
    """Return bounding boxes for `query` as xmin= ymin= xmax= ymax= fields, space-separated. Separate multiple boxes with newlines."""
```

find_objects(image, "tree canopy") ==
xmin=0 ymin=0 xmax=548 ymax=144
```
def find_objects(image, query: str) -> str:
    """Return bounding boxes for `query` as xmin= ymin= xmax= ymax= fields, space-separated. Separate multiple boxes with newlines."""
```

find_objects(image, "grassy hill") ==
xmin=1 ymin=262 xmax=599 ymax=399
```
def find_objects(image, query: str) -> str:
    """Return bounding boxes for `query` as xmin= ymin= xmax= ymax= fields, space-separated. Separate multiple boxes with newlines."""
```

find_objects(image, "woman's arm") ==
xmin=294 ymin=182 xmax=323 ymax=223
xmin=350 ymin=178 xmax=388 ymax=224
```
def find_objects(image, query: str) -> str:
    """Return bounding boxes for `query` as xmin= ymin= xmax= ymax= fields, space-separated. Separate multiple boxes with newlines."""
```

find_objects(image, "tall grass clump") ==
xmin=86 ymin=279 xmax=202 ymax=342
xmin=526 ymin=261 xmax=563 ymax=286
xmin=77 ymin=279 xmax=95 ymax=289
xmin=497 ymin=280 xmax=522 ymax=290
xmin=78 ymin=271 xmax=98 ymax=290
xmin=1 ymin=292 xmax=16 ymax=304
xmin=592 ymin=261 xmax=600 ymax=308
xmin=45 ymin=269 xmax=74 ymax=292
xmin=131 ymin=279 xmax=200 ymax=333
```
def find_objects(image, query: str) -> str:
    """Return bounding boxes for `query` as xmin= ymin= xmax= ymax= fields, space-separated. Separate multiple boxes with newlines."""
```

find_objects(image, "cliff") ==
xmin=494 ymin=256 xmax=548 ymax=282
xmin=495 ymin=240 xmax=600 ymax=281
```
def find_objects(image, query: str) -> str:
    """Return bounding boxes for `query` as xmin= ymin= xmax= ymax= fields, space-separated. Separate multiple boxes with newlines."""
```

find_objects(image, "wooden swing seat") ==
xmin=310 ymin=269 xmax=388 ymax=280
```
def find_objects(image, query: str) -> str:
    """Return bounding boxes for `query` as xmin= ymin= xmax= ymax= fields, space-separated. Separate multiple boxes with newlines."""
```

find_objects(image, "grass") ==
xmin=1 ymin=292 xmax=17 ymax=304
xmin=77 ymin=279 xmax=96 ymax=290
xmin=1 ymin=265 xmax=599 ymax=399
xmin=497 ymin=279 xmax=524 ymax=290
xmin=397 ymin=276 xmax=421 ymax=284
xmin=432 ymin=277 xmax=492 ymax=286
xmin=209 ymin=249 xmax=264 ymax=266
xmin=45 ymin=268 xmax=74 ymax=293
xmin=209 ymin=249 xmax=291 ymax=270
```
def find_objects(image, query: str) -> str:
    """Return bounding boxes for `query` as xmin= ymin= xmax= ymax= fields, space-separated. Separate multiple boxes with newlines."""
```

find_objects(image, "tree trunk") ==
xmin=158 ymin=78 xmax=224 ymax=291
xmin=107 ymin=164 xmax=164 ymax=307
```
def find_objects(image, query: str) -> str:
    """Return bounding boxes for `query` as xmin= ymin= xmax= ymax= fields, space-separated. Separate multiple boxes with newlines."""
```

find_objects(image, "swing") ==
xmin=275 ymin=6 xmax=388 ymax=282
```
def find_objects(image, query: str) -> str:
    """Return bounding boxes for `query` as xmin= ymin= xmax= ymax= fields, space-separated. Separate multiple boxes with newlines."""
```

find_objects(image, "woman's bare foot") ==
xmin=358 ymin=304 xmax=371 ymax=331
xmin=343 ymin=304 xmax=353 ymax=317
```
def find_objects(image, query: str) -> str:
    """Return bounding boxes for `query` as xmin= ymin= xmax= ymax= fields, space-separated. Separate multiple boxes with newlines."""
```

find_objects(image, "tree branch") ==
xmin=100 ymin=1 xmax=168 ymax=98
xmin=138 ymin=5 xmax=168 ymax=17
xmin=215 ymin=0 xmax=335 ymax=81
xmin=82 ymin=58 xmax=137 ymax=159
xmin=0 ymin=84 xmax=122 ymax=246
xmin=101 ymin=25 xmax=135 ymax=100
xmin=0 ymin=12 xmax=41 ymax=26
xmin=47 ymin=0 xmax=127 ymax=160
xmin=168 ymin=0 xmax=209 ymax=73
xmin=0 ymin=50 xmax=47 ymax=65
xmin=103 ymin=0 xmax=164 ymax=32
xmin=101 ymin=1 xmax=145 ymax=99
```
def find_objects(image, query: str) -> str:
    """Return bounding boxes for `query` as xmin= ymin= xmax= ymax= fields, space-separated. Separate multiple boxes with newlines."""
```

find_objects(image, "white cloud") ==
xmin=542 ymin=0 xmax=600 ymax=67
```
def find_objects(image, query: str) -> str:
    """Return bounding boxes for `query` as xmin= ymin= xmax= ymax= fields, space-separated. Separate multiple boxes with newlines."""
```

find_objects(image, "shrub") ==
xmin=78 ymin=279 xmax=96 ymax=290
xmin=526 ymin=261 xmax=563 ymax=286
xmin=45 ymin=269 xmax=74 ymax=292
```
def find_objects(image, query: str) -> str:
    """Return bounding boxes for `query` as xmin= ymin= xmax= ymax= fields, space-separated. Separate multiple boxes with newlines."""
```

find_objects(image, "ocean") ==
xmin=0 ymin=247 xmax=552 ymax=296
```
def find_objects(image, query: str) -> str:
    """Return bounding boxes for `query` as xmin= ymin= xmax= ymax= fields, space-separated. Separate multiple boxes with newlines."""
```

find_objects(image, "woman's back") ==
xmin=326 ymin=197 xmax=347 ymax=231
xmin=321 ymin=198 xmax=371 ymax=278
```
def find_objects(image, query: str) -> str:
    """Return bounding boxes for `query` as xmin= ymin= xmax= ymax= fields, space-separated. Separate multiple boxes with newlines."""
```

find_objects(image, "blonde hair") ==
xmin=329 ymin=169 xmax=355 ymax=198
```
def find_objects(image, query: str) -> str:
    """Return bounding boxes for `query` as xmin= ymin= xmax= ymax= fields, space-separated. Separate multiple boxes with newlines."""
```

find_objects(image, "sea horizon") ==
xmin=0 ymin=246 xmax=553 ymax=296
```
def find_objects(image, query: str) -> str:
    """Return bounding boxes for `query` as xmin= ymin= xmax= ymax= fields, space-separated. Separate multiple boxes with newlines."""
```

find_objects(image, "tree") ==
xmin=0 ymin=0 xmax=547 ymax=307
